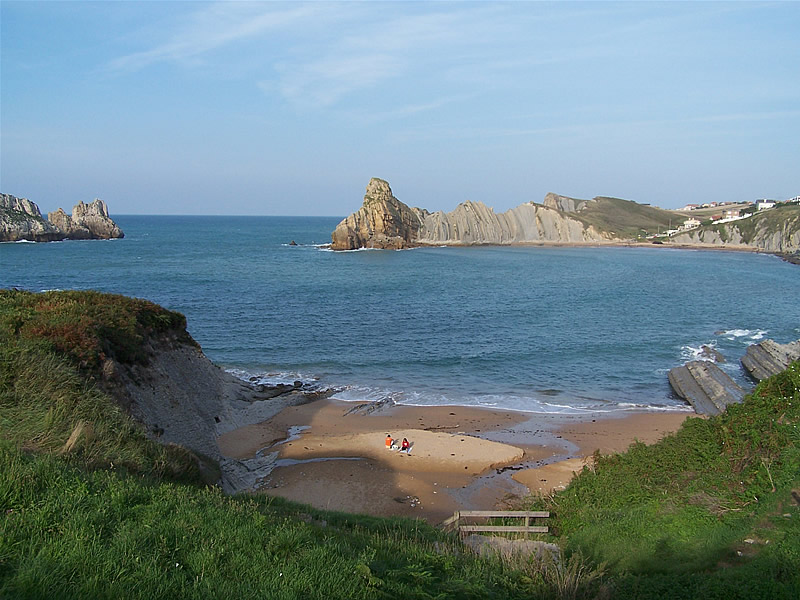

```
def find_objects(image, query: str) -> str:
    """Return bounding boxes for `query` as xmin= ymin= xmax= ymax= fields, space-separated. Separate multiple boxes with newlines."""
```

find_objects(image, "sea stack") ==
xmin=330 ymin=178 xmax=424 ymax=250
xmin=48 ymin=199 xmax=124 ymax=240
xmin=0 ymin=194 xmax=124 ymax=242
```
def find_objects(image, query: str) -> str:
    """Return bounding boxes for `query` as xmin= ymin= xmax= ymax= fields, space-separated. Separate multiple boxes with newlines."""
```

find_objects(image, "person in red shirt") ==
xmin=401 ymin=438 xmax=410 ymax=453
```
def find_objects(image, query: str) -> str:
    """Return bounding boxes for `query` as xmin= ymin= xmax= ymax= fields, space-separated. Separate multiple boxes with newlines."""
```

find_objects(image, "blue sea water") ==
xmin=2 ymin=215 xmax=799 ymax=415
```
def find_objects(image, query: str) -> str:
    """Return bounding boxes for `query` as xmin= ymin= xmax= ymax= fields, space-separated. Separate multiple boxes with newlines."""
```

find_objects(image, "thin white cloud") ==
xmin=274 ymin=53 xmax=405 ymax=108
xmin=385 ymin=109 xmax=800 ymax=145
xmin=108 ymin=3 xmax=317 ymax=71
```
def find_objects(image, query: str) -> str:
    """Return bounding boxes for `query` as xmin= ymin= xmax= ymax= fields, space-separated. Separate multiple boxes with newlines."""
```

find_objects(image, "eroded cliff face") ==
xmin=417 ymin=200 xmax=608 ymax=245
xmin=106 ymin=332 xmax=321 ymax=493
xmin=0 ymin=194 xmax=124 ymax=242
xmin=670 ymin=210 xmax=800 ymax=253
xmin=48 ymin=199 xmax=124 ymax=240
xmin=542 ymin=192 xmax=591 ymax=213
xmin=0 ymin=194 xmax=64 ymax=242
xmin=331 ymin=179 xmax=608 ymax=249
xmin=330 ymin=178 xmax=425 ymax=250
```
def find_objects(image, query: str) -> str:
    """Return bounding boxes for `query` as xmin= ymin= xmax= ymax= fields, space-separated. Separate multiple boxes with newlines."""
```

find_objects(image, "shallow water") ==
xmin=2 ymin=215 xmax=798 ymax=414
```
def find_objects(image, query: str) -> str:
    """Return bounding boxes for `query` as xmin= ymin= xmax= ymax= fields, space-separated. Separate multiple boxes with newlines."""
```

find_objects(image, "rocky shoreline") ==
xmin=0 ymin=193 xmax=124 ymax=242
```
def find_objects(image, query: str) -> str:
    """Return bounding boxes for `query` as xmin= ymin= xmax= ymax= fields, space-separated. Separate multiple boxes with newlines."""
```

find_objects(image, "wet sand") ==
xmin=217 ymin=399 xmax=693 ymax=523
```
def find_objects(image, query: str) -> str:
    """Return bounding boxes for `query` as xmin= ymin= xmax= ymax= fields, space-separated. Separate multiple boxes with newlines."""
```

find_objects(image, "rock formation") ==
xmin=106 ymin=331 xmax=329 ymax=494
xmin=331 ymin=179 xmax=800 ymax=255
xmin=740 ymin=339 xmax=800 ymax=381
xmin=48 ymin=199 xmax=124 ymax=240
xmin=331 ymin=178 xmax=609 ymax=250
xmin=667 ymin=360 xmax=746 ymax=416
xmin=542 ymin=192 xmax=591 ymax=213
xmin=0 ymin=194 xmax=64 ymax=242
xmin=0 ymin=194 xmax=124 ymax=242
xmin=330 ymin=178 xmax=425 ymax=250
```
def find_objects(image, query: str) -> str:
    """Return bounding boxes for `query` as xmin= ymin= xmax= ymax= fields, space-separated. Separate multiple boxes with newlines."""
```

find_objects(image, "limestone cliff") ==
xmin=0 ymin=194 xmax=124 ymax=242
xmin=331 ymin=179 xmax=608 ymax=249
xmin=330 ymin=178 xmax=425 ymax=250
xmin=417 ymin=200 xmax=608 ymax=245
xmin=48 ymin=199 xmax=124 ymax=240
xmin=542 ymin=192 xmax=591 ymax=213
xmin=0 ymin=194 xmax=64 ymax=242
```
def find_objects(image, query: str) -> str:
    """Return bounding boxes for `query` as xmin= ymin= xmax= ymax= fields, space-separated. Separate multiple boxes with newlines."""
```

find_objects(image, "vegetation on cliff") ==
xmin=671 ymin=203 xmax=800 ymax=252
xmin=1 ymin=290 xmax=798 ymax=599
xmin=568 ymin=196 xmax=686 ymax=239
xmin=527 ymin=362 xmax=800 ymax=598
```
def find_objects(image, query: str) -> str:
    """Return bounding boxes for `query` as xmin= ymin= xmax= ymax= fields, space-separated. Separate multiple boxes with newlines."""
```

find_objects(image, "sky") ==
xmin=1 ymin=1 xmax=798 ymax=216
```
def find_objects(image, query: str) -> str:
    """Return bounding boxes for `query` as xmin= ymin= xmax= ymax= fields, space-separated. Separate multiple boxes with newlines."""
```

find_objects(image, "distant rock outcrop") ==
xmin=331 ymin=179 xmax=609 ymax=250
xmin=667 ymin=361 xmax=746 ymax=416
xmin=48 ymin=199 xmax=124 ymax=240
xmin=0 ymin=194 xmax=64 ymax=242
xmin=740 ymin=339 xmax=800 ymax=381
xmin=542 ymin=193 xmax=591 ymax=213
xmin=0 ymin=194 xmax=124 ymax=242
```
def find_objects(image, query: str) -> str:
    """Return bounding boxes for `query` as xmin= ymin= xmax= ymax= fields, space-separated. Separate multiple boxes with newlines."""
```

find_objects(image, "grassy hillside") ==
xmin=571 ymin=197 xmax=687 ymax=239
xmin=1 ymin=289 xmax=798 ymax=599
xmin=526 ymin=362 xmax=800 ymax=598
xmin=0 ymin=290 xmax=538 ymax=599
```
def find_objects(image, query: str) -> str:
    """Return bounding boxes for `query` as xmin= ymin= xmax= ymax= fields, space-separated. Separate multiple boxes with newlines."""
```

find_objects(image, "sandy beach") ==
xmin=217 ymin=398 xmax=693 ymax=523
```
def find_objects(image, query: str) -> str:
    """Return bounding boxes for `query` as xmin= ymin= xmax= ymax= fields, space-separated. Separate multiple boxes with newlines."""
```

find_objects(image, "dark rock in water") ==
xmin=668 ymin=361 xmax=746 ymax=416
xmin=700 ymin=345 xmax=725 ymax=363
xmin=741 ymin=339 xmax=800 ymax=381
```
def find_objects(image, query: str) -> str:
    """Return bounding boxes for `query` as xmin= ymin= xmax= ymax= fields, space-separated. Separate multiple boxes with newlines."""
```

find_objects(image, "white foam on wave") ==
xmin=717 ymin=328 xmax=768 ymax=342
xmin=680 ymin=342 xmax=719 ymax=363
xmin=226 ymin=368 xmax=322 ymax=388
xmin=328 ymin=384 xmax=685 ymax=415
xmin=318 ymin=246 xmax=381 ymax=253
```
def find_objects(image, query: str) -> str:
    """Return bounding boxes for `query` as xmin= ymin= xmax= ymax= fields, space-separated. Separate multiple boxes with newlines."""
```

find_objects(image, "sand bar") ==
xmin=217 ymin=399 xmax=693 ymax=522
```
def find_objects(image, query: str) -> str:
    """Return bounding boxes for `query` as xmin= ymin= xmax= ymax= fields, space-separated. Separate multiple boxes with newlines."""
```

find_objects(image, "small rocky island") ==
xmin=0 ymin=193 xmax=124 ymax=242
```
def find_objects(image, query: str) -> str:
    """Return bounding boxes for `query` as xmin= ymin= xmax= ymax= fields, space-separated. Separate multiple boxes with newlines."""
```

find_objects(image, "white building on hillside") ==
xmin=681 ymin=218 xmax=701 ymax=230
xmin=756 ymin=200 xmax=776 ymax=210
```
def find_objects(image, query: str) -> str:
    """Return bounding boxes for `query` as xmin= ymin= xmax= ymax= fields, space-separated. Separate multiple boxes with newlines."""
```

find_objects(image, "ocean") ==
xmin=2 ymin=215 xmax=799 ymax=415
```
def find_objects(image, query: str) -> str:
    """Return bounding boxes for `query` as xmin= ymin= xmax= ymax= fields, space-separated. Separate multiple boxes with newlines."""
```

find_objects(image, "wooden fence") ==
xmin=441 ymin=510 xmax=549 ymax=535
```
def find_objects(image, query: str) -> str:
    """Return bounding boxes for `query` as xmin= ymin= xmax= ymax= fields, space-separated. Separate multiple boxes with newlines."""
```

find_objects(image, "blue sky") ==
xmin=1 ymin=1 xmax=798 ymax=216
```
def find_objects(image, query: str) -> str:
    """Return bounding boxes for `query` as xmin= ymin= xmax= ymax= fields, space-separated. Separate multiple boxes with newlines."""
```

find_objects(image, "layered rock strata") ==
xmin=331 ymin=179 xmax=608 ymax=250
xmin=667 ymin=361 xmax=746 ymax=416
xmin=740 ymin=339 xmax=800 ymax=381
xmin=0 ymin=194 xmax=124 ymax=242
xmin=330 ymin=178 xmax=424 ymax=250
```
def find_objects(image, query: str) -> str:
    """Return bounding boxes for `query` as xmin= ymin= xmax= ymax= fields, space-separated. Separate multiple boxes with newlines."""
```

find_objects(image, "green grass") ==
xmin=568 ymin=197 xmax=687 ymax=239
xmin=1 ymin=444 xmax=543 ymax=600
xmin=525 ymin=362 xmax=800 ymax=597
